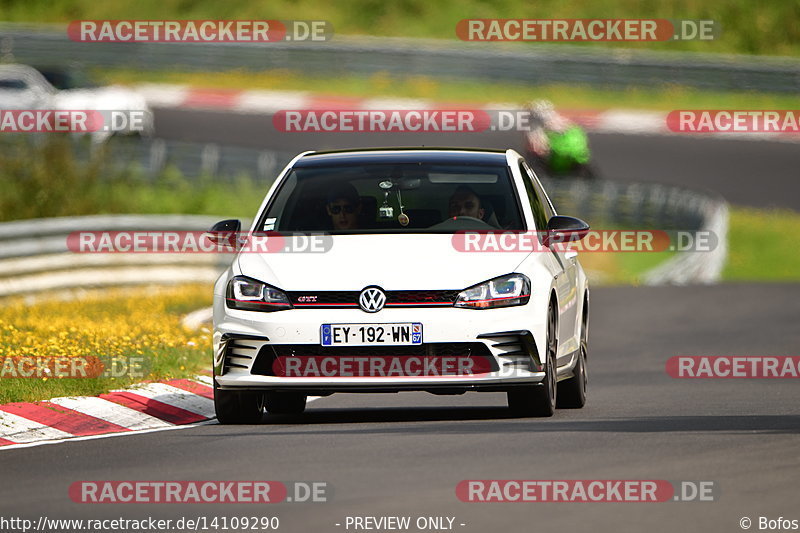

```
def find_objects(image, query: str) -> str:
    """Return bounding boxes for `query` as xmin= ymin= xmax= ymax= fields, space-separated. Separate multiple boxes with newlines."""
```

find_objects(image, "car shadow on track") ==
xmin=263 ymin=406 xmax=517 ymax=425
xmin=214 ymin=410 xmax=800 ymax=437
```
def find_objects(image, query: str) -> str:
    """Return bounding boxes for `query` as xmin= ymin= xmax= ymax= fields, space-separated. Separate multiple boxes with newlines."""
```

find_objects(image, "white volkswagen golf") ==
xmin=210 ymin=148 xmax=590 ymax=423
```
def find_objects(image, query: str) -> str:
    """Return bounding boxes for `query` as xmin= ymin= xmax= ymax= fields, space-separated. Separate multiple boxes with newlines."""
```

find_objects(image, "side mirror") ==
xmin=205 ymin=219 xmax=241 ymax=250
xmin=543 ymin=216 xmax=590 ymax=248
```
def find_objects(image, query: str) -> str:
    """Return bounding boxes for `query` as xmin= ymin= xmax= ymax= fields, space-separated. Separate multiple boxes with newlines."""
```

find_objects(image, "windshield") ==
xmin=258 ymin=162 xmax=525 ymax=233
xmin=0 ymin=79 xmax=29 ymax=90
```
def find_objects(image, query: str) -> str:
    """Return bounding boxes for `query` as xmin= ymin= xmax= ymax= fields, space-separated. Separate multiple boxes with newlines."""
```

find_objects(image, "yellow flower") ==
xmin=0 ymin=284 xmax=212 ymax=369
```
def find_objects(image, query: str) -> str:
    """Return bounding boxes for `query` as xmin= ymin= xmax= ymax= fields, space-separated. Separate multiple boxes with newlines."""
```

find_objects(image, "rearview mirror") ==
xmin=544 ymin=216 xmax=590 ymax=248
xmin=398 ymin=178 xmax=421 ymax=190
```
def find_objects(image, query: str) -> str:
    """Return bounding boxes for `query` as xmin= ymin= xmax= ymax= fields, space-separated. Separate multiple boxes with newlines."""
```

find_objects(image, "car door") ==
xmin=519 ymin=160 xmax=580 ymax=362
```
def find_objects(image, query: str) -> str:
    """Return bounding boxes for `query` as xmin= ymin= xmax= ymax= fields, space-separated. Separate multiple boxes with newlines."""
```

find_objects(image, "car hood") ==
xmin=236 ymin=234 xmax=530 ymax=291
xmin=0 ymin=91 xmax=48 ymax=109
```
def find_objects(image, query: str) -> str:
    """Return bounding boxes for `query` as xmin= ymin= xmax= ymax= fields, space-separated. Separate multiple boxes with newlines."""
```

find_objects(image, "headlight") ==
xmin=226 ymin=276 xmax=292 ymax=312
xmin=454 ymin=274 xmax=531 ymax=309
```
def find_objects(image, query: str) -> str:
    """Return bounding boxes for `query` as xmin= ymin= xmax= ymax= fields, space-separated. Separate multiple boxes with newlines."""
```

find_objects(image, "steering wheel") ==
xmin=429 ymin=216 xmax=495 ymax=230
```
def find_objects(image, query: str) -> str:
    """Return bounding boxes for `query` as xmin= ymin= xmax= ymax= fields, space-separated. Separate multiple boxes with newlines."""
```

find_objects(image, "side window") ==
xmin=518 ymin=161 xmax=548 ymax=234
xmin=531 ymin=178 xmax=556 ymax=221
xmin=0 ymin=79 xmax=29 ymax=90
xmin=522 ymin=161 xmax=557 ymax=220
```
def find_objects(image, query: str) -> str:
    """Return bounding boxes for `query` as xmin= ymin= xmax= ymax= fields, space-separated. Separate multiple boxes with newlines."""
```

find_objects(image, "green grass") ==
xmin=723 ymin=207 xmax=800 ymax=281
xmin=0 ymin=137 xmax=266 ymax=221
xmin=0 ymin=285 xmax=212 ymax=404
xmin=578 ymin=249 xmax=676 ymax=286
xmin=0 ymin=348 xmax=207 ymax=404
xmin=586 ymin=206 xmax=800 ymax=284
xmin=3 ymin=0 xmax=800 ymax=56
xmin=618 ymin=250 xmax=677 ymax=283
xmin=100 ymin=67 xmax=800 ymax=112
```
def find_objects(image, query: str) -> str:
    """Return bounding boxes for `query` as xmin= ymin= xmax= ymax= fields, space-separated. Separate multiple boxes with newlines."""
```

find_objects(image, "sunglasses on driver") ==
xmin=328 ymin=204 xmax=357 ymax=215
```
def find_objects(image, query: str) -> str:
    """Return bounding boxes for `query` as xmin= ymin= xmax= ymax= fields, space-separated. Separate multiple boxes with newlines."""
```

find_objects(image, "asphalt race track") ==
xmin=150 ymin=107 xmax=529 ymax=153
xmin=152 ymin=107 xmax=800 ymax=210
xmin=2 ymin=284 xmax=798 ymax=532
xmin=2 ymin=108 xmax=798 ymax=533
xmin=589 ymin=133 xmax=800 ymax=210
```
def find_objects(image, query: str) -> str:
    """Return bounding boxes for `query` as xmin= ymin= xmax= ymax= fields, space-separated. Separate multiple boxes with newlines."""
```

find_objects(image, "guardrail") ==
xmin=1 ymin=24 xmax=799 ymax=93
xmin=542 ymin=178 xmax=728 ymax=284
xmin=97 ymin=137 xmax=294 ymax=181
xmin=0 ymin=135 xmax=295 ymax=182
xmin=0 ymin=215 xmax=236 ymax=297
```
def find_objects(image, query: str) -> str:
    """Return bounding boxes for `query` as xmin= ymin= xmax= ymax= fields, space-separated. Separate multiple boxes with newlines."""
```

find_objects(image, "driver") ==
xmin=326 ymin=182 xmax=362 ymax=230
xmin=448 ymin=186 xmax=485 ymax=220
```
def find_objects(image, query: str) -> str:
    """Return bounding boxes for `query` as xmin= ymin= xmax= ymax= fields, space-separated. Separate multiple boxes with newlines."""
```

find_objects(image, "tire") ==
xmin=507 ymin=305 xmax=557 ymax=417
xmin=558 ymin=299 xmax=589 ymax=409
xmin=264 ymin=391 xmax=307 ymax=415
xmin=214 ymin=378 xmax=264 ymax=424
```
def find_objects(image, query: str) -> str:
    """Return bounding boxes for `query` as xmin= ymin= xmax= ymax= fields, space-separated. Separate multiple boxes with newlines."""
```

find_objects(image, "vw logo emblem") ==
xmin=359 ymin=286 xmax=386 ymax=313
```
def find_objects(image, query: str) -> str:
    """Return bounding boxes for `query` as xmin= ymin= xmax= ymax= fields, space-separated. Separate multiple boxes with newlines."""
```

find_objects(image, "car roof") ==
xmin=294 ymin=148 xmax=509 ymax=168
xmin=0 ymin=65 xmax=52 ymax=84
xmin=0 ymin=64 xmax=39 ymax=75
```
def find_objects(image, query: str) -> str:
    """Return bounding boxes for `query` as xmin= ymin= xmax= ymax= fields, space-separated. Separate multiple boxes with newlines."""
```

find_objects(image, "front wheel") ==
xmin=558 ymin=300 xmax=589 ymax=408
xmin=507 ymin=306 xmax=557 ymax=417
xmin=556 ymin=346 xmax=587 ymax=408
xmin=214 ymin=379 xmax=264 ymax=424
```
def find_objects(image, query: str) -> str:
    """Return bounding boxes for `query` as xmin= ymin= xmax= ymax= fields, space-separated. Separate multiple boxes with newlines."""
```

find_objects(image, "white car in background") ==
xmin=209 ymin=148 xmax=591 ymax=423
xmin=0 ymin=64 xmax=153 ymax=140
xmin=0 ymin=64 xmax=53 ymax=110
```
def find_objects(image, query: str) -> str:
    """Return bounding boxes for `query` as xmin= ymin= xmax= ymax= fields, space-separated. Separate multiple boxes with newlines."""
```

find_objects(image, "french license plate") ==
xmin=321 ymin=323 xmax=422 ymax=346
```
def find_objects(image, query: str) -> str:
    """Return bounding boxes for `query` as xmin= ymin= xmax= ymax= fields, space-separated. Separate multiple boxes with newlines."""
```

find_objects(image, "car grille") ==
xmin=251 ymin=342 xmax=496 ymax=376
xmin=222 ymin=338 xmax=262 ymax=373
xmin=477 ymin=330 xmax=542 ymax=370
xmin=286 ymin=290 xmax=459 ymax=309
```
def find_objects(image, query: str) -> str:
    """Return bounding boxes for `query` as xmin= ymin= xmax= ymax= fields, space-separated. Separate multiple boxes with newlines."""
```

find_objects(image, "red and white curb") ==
xmin=135 ymin=83 xmax=800 ymax=142
xmin=0 ymin=376 xmax=216 ymax=450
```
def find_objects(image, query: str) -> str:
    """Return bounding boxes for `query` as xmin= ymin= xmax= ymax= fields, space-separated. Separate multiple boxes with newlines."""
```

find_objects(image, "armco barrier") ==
xmin=1 ymin=24 xmax=799 ymax=93
xmin=98 ymin=137 xmax=293 ymax=182
xmin=542 ymin=178 xmax=728 ymax=284
xmin=0 ymin=135 xmax=296 ymax=182
xmin=0 ymin=215 xmax=239 ymax=297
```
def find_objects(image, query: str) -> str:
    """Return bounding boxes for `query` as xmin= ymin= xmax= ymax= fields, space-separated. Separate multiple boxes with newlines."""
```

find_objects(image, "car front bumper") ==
xmin=213 ymin=300 xmax=548 ymax=393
